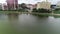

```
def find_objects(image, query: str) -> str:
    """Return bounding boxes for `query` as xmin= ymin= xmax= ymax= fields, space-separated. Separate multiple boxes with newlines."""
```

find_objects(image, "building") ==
xmin=37 ymin=1 xmax=51 ymax=9
xmin=0 ymin=3 xmax=2 ymax=10
xmin=27 ymin=4 xmax=33 ymax=10
xmin=56 ymin=1 xmax=60 ymax=9
xmin=57 ymin=1 xmax=60 ymax=6
xmin=51 ymin=5 xmax=56 ymax=8
xmin=0 ymin=3 xmax=6 ymax=10
xmin=51 ymin=5 xmax=56 ymax=10
xmin=6 ymin=0 xmax=18 ymax=10
xmin=27 ymin=4 xmax=37 ymax=10
xmin=3 ymin=4 xmax=8 ymax=10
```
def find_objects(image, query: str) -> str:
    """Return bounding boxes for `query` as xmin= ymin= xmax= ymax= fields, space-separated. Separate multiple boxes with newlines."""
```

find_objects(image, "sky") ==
xmin=0 ymin=0 xmax=60 ymax=4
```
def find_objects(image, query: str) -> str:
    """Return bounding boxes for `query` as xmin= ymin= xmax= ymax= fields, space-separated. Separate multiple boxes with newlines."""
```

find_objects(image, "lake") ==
xmin=0 ymin=13 xmax=60 ymax=34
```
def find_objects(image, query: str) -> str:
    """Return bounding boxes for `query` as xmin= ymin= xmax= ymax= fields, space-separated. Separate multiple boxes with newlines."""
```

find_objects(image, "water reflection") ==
xmin=54 ymin=16 xmax=60 ymax=18
xmin=32 ymin=14 xmax=49 ymax=18
xmin=8 ymin=13 xmax=19 ymax=23
xmin=0 ymin=13 xmax=60 ymax=34
xmin=8 ymin=13 xmax=19 ymax=31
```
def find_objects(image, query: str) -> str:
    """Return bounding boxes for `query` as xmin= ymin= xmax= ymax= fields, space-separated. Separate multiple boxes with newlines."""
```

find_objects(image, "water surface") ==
xmin=0 ymin=13 xmax=60 ymax=34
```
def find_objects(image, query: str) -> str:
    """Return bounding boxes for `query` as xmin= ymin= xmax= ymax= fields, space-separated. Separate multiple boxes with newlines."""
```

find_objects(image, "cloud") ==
xmin=18 ymin=0 xmax=59 ymax=4
xmin=0 ymin=0 xmax=6 ymax=3
xmin=0 ymin=0 xmax=60 ymax=4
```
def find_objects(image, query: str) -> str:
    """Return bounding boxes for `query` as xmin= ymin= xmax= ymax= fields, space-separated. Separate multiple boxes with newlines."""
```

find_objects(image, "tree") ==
xmin=32 ymin=8 xmax=52 ymax=13
xmin=20 ymin=3 xmax=27 ymax=9
xmin=32 ymin=8 xmax=37 ymax=12
xmin=37 ymin=8 xmax=51 ymax=13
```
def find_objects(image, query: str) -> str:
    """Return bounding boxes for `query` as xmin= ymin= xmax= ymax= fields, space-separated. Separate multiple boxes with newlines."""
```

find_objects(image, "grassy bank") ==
xmin=53 ymin=10 xmax=60 ymax=14
xmin=0 ymin=11 xmax=60 ymax=16
xmin=0 ymin=11 xmax=29 ymax=14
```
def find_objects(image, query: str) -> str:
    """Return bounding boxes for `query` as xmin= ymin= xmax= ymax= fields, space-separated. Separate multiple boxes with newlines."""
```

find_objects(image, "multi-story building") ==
xmin=57 ymin=1 xmax=60 ymax=6
xmin=0 ymin=3 xmax=6 ymax=10
xmin=27 ymin=4 xmax=33 ymax=10
xmin=27 ymin=4 xmax=37 ymax=10
xmin=0 ymin=3 xmax=2 ymax=10
xmin=6 ymin=0 xmax=18 ymax=10
xmin=37 ymin=1 xmax=51 ymax=9
xmin=51 ymin=5 xmax=56 ymax=10
xmin=56 ymin=1 xmax=60 ymax=9
xmin=3 ymin=4 xmax=8 ymax=10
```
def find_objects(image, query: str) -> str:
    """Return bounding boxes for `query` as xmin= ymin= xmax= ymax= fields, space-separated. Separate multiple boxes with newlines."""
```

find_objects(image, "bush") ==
xmin=0 ymin=9 xmax=28 ymax=12
xmin=54 ymin=8 xmax=60 ymax=11
xmin=0 ymin=9 xmax=3 ymax=11
xmin=32 ymin=8 xmax=52 ymax=13
xmin=17 ymin=7 xmax=29 ymax=12
xmin=32 ymin=8 xmax=37 ymax=12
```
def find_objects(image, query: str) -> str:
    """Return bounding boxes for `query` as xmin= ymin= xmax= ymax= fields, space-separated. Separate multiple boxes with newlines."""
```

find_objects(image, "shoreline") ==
xmin=0 ymin=11 xmax=60 ymax=16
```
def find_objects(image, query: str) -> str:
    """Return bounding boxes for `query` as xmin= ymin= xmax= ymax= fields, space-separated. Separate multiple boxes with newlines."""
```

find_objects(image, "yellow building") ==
xmin=37 ymin=1 xmax=51 ymax=9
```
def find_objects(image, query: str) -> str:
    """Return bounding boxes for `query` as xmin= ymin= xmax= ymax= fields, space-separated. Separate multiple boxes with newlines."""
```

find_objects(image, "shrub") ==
xmin=32 ymin=8 xmax=37 ymax=12
xmin=32 ymin=8 xmax=52 ymax=13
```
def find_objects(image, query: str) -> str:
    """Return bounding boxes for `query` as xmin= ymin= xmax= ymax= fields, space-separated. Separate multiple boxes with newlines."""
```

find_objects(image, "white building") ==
xmin=56 ymin=1 xmax=60 ymax=8
xmin=27 ymin=4 xmax=37 ymax=10
xmin=0 ymin=3 xmax=2 ymax=10
xmin=0 ymin=3 xmax=6 ymax=10
xmin=3 ymin=3 xmax=8 ymax=10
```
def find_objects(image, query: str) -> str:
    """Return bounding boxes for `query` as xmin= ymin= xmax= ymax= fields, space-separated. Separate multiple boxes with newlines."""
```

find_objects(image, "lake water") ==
xmin=0 ymin=13 xmax=60 ymax=34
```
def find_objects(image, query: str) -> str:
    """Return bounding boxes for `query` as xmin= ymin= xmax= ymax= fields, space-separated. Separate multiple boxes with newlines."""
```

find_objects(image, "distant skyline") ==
xmin=0 ymin=0 xmax=60 ymax=4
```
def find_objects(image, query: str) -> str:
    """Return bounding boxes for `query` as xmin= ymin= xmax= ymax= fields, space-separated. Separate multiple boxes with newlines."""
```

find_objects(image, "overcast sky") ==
xmin=0 ymin=0 xmax=60 ymax=4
